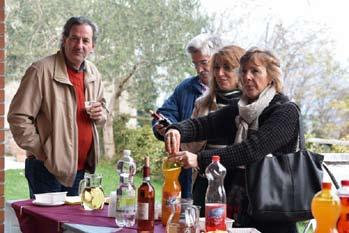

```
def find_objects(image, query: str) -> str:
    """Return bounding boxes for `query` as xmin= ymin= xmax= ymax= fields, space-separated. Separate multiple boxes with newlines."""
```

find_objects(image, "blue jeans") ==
xmin=25 ymin=157 xmax=85 ymax=199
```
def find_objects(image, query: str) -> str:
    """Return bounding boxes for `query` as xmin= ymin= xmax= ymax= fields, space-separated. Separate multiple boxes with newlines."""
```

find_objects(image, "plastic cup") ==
xmin=84 ymin=100 xmax=97 ymax=114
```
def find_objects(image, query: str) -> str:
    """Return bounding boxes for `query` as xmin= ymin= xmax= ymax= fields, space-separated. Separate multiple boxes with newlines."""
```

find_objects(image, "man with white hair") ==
xmin=152 ymin=33 xmax=224 ymax=198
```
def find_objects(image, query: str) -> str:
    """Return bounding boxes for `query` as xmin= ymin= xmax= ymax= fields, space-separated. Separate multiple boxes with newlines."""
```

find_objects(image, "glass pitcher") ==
xmin=166 ymin=198 xmax=201 ymax=233
xmin=79 ymin=173 xmax=105 ymax=210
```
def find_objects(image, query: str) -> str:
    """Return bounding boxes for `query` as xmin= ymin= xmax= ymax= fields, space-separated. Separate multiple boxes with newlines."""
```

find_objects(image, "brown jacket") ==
xmin=7 ymin=51 xmax=107 ymax=187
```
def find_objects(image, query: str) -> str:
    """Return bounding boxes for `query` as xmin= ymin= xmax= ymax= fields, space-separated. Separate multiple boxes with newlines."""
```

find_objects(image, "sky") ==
xmin=201 ymin=0 xmax=349 ymax=64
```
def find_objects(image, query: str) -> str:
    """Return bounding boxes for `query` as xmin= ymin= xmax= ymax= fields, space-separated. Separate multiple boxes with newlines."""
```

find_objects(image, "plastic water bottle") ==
xmin=337 ymin=180 xmax=349 ymax=233
xmin=205 ymin=155 xmax=227 ymax=232
xmin=115 ymin=149 xmax=137 ymax=227
xmin=311 ymin=182 xmax=341 ymax=233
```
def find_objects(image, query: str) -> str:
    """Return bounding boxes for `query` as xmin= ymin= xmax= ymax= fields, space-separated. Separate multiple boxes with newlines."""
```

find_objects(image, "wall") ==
xmin=0 ymin=0 xmax=5 ymax=232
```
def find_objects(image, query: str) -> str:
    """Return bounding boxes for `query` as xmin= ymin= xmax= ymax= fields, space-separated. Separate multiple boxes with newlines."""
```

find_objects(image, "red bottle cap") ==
xmin=322 ymin=182 xmax=332 ymax=189
xmin=212 ymin=155 xmax=220 ymax=162
xmin=341 ymin=180 xmax=349 ymax=186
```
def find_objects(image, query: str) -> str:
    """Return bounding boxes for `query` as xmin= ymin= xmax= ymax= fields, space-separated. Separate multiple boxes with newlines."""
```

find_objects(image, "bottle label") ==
xmin=163 ymin=192 xmax=180 ymax=207
xmin=205 ymin=203 xmax=226 ymax=230
xmin=116 ymin=196 xmax=136 ymax=212
xmin=137 ymin=202 xmax=149 ymax=220
xmin=162 ymin=191 xmax=181 ymax=223
xmin=116 ymin=188 xmax=136 ymax=215
xmin=337 ymin=196 xmax=349 ymax=232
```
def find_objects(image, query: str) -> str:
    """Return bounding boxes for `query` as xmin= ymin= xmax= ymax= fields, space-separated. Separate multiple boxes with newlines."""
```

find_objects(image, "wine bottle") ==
xmin=149 ymin=110 xmax=171 ymax=127
xmin=137 ymin=156 xmax=155 ymax=233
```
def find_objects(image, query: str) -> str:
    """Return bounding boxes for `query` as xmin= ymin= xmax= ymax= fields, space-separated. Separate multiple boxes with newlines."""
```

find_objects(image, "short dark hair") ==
xmin=60 ymin=16 xmax=98 ymax=49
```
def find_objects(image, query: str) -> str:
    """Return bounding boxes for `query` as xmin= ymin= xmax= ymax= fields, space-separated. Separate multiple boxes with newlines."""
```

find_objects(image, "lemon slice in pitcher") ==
xmin=91 ymin=187 xmax=104 ymax=209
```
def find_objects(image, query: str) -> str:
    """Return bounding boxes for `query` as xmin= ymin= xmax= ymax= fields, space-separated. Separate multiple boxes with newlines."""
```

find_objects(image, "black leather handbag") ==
xmin=245 ymin=103 xmax=334 ymax=222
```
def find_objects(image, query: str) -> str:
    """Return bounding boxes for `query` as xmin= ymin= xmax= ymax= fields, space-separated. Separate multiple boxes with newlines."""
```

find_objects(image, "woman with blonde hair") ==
xmin=165 ymin=48 xmax=299 ymax=232
xmin=181 ymin=45 xmax=246 ymax=216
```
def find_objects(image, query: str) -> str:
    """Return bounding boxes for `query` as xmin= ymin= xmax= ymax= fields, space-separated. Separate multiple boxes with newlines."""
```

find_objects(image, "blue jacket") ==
xmin=152 ymin=75 xmax=205 ymax=198
xmin=152 ymin=75 xmax=205 ymax=139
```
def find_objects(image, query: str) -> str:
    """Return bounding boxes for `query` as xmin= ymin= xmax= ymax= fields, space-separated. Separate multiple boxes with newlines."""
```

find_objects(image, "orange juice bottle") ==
xmin=311 ymin=182 xmax=341 ymax=233
xmin=337 ymin=180 xmax=349 ymax=233
xmin=161 ymin=158 xmax=181 ymax=226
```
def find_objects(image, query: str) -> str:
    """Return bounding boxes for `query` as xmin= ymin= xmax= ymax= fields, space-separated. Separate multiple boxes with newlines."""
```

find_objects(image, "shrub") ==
xmin=332 ymin=135 xmax=349 ymax=152
xmin=113 ymin=115 xmax=165 ymax=177
xmin=305 ymin=134 xmax=349 ymax=153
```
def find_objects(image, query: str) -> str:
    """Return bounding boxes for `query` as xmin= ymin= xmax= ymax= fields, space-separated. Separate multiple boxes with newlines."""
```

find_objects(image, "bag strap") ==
xmin=286 ymin=102 xmax=306 ymax=150
xmin=287 ymin=102 xmax=340 ymax=189
xmin=323 ymin=162 xmax=340 ymax=189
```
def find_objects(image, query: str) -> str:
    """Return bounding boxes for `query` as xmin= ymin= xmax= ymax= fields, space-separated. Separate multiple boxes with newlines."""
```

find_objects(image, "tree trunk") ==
xmin=103 ymin=113 xmax=115 ymax=160
xmin=103 ymin=87 xmax=116 ymax=160
xmin=102 ymin=63 xmax=140 ymax=160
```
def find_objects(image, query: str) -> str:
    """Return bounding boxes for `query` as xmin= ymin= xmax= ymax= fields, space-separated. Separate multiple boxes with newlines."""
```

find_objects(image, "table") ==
xmin=62 ymin=223 xmax=122 ymax=233
xmin=12 ymin=199 xmax=165 ymax=233
xmin=12 ymin=199 xmax=260 ymax=233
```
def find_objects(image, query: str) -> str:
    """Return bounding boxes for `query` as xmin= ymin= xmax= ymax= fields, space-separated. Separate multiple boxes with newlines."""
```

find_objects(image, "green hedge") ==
xmin=112 ymin=114 xmax=166 ymax=177
xmin=305 ymin=134 xmax=349 ymax=153
xmin=109 ymin=119 xmax=348 ymax=177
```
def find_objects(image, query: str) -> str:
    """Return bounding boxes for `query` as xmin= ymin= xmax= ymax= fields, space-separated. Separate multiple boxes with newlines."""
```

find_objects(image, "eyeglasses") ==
xmin=192 ymin=60 xmax=209 ymax=69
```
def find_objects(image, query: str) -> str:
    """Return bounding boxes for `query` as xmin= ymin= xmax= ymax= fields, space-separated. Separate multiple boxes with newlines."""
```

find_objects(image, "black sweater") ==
xmin=169 ymin=93 xmax=299 ymax=172
xmin=205 ymin=89 xmax=241 ymax=147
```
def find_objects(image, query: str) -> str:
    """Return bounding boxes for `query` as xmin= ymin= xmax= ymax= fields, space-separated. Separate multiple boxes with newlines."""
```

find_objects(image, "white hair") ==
xmin=186 ymin=33 xmax=224 ymax=57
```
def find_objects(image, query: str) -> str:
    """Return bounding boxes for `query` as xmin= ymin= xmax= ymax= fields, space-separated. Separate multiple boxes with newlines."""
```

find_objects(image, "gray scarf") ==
xmin=234 ymin=85 xmax=276 ymax=144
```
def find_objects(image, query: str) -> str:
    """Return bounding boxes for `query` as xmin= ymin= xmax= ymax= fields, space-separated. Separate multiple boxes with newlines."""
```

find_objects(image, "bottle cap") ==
xmin=123 ymin=149 xmax=131 ymax=156
xmin=143 ymin=156 xmax=150 ymax=177
xmin=338 ymin=180 xmax=349 ymax=196
xmin=341 ymin=180 xmax=349 ymax=186
xmin=212 ymin=155 xmax=220 ymax=162
xmin=322 ymin=182 xmax=332 ymax=189
xmin=145 ymin=156 xmax=150 ymax=167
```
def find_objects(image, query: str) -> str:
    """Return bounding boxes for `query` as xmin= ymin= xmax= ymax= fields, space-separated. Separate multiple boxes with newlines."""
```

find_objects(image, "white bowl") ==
xmin=199 ymin=217 xmax=234 ymax=230
xmin=34 ymin=191 xmax=67 ymax=204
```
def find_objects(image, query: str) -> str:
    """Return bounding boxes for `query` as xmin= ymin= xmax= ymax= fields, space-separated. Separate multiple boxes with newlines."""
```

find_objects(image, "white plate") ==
xmin=65 ymin=196 xmax=81 ymax=204
xmin=32 ymin=200 xmax=65 ymax=206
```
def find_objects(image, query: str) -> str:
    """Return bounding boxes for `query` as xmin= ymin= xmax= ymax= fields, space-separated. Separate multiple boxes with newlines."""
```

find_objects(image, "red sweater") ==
xmin=67 ymin=67 xmax=93 ymax=170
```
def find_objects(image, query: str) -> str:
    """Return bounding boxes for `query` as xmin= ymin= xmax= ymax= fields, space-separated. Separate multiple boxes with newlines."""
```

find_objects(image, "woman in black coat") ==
xmin=164 ymin=48 xmax=299 ymax=233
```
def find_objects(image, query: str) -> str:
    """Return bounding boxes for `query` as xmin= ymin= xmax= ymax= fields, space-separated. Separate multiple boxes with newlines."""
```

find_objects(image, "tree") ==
xmin=6 ymin=0 xmax=209 ymax=159
xmin=90 ymin=0 xmax=208 ymax=159
xmin=204 ymin=1 xmax=349 ymax=139
xmin=262 ymin=22 xmax=349 ymax=138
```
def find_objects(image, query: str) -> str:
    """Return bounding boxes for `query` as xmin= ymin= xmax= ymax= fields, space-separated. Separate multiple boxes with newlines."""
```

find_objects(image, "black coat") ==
xmin=170 ymin=93 xmax=299 ymax=174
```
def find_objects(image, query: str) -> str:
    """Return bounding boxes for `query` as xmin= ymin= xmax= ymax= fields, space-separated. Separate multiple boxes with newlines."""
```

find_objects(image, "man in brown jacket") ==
xmin=7 ymin=16 xmax=107 ymax=198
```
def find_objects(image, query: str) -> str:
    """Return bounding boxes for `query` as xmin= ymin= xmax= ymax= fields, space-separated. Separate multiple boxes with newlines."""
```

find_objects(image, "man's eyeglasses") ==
xmin=192 ymin=60 xmax=209 ymax=68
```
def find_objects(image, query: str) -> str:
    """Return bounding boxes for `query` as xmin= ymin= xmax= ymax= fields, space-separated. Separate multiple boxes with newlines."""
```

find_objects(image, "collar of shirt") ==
xmin=198 ymin=79 xmax=208 ymax=93
xmin=62 ymin=50 xmax=86 ymax=73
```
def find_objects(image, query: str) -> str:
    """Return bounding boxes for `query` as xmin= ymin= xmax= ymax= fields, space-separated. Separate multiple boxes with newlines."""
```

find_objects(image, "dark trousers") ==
xmin=25 ymin=157 xmax=85 ymax=198
xmin=192 ymin=175 xmax=207 ymax=217
xmin=179 ymin=167 xmax=192 ymax=198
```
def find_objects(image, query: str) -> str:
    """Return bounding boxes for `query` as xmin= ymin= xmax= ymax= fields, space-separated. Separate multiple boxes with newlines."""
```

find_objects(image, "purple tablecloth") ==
xmin=12 ymin=199 xmax=165 ymax=233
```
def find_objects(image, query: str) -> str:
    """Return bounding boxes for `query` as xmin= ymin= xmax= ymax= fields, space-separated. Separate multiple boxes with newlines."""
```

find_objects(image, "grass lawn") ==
xmin=5 ymin=169 xmax=29 ymax=200
xmin=5 ymin=159 xmax=164 ymax=202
